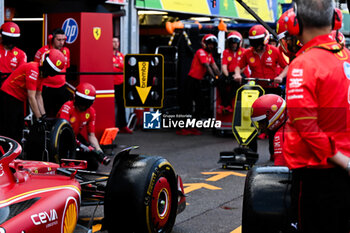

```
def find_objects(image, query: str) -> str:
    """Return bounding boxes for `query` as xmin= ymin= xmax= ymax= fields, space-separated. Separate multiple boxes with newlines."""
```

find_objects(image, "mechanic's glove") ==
xmin=41 ymin=114 xmax=47 ymax=120
xmin=79 ymin=143 xmax=95 ymax=153
xmin=213 ymin=76 xmax=220 ymax=86
xmin=95 ymin=150 xmax=111 ymax=166
xmin=33 ymin=115 xmax=47 ymax=132
xmin=206 ymin=76 xmax=217 ymax=86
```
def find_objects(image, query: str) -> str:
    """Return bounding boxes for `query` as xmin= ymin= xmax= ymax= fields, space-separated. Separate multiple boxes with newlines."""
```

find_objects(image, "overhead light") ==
xmin=138 ymin=10 xmax=168 ymax=15
xmin=12 ymin=18 xmax=43 ymax=21
xmin=190 ymin=17 xmax=211 ymax=22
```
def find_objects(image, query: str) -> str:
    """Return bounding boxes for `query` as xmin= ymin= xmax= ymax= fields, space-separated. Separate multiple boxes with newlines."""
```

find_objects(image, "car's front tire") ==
xmin=104 ymin=150 xmax=178 ymax=233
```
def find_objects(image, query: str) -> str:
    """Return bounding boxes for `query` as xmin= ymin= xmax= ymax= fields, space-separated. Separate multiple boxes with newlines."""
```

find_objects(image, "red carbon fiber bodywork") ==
xmin=0 ymin=138 xmax=81 ymax=233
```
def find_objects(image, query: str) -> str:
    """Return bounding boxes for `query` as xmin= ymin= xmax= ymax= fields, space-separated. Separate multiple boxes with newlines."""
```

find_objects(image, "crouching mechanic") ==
xmin=0 ymin=49 xmax=65 ymax=143
xmin=58 ymin=82 xmax=110 ymax=171
xmin=250 ymin=94 xmax=287 ymax=166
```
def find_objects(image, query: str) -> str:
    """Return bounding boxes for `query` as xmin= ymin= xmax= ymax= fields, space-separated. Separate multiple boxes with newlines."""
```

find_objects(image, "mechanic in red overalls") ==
xmin=34 ymin=28 xmax=70 ymax=117
xmin=0 ymin=49 xmax=65 ymax=143
xmin=113 ymin=36 xmax=132 ymax=134
xmin=178 ymin=34 xmax=220 ymax=136
xmin=283 ymin=1 xmax=350 ymax=232
xmin=58 ymin=82 xmax=110 ymax=171
xmin=249 ymin=6 xmax=304 ymax=164
xmin=251 ymin=94 xmax=287 ymax=166
xmin=0 ymin=22 xmax=27 ymax=85
xmin=218 ymin=31 xmax=249 ymax=113
xmin=234 ymin=24 xmax=288 ymax=96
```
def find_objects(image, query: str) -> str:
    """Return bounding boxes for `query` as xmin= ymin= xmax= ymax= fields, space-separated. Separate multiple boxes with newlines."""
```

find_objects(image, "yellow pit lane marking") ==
xmin=183 ymin=183 xmax=221 ymax=194
xmin=202 ymin=171 xmax=246 ymax=181
xmin=231 ymin=225 xmax=241 ymax=233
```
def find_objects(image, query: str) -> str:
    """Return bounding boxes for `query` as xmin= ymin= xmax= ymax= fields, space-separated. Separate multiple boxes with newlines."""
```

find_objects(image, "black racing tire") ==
xmin=242 ymin=166 xmax=291 ymax=233
xmin=104 ymin=153 xmax=178 ymax=233
xmin=48 ymin=118 xmax=76 ymax=164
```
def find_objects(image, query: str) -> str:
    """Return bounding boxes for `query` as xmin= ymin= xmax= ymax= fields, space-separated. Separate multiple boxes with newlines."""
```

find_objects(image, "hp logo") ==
xmin=62 ymin=18 xmax=79 ymax=44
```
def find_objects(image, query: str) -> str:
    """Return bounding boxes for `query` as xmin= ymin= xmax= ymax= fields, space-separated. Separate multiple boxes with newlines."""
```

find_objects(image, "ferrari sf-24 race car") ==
xmin=0 ymin=135 xmax=186 ymax=233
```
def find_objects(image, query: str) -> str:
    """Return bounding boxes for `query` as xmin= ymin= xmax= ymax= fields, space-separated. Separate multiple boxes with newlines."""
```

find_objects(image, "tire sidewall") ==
xmin=144 ymin=160 xmax=178 ymax=233
xmin=104 ymin=155 xmax=178 ymax=233
xmin=49 ymin=118 xmax=76 ymax=163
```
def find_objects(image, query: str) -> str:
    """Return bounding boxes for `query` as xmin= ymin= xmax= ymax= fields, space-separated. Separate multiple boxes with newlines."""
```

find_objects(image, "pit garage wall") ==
xmin=47 ymin=13 xmax=115 ymax=139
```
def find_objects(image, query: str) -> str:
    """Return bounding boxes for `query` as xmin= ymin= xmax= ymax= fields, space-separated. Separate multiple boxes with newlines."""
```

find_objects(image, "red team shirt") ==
xmin=0 ymin=62 xmax=43 ymax=102
xmin=284 ymin=34 xmax=350 ymax=169
xmin=222 ymin=47 xmax=250 ymax=76
xmin=113 ymin=51 xmax=124 ymax=85
xmin=188 ymin=48 xmax=215 ymax=80
xmin=0 ymin=44 xmax=27 ymax=73
xmin=58 ymin=100 xmax=96 ymax=136
xmin=238 ymin=44 xmax=287 ymax=88
xmin=273 ymin=126 xmax=286 ymax=166
xmin=34 ymin=45 xmax=70 ymax=88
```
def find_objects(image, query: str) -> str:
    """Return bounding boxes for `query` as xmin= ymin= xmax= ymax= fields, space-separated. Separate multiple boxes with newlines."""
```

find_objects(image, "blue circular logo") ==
xmin=62 ymin=18 xmax=79 ymax=44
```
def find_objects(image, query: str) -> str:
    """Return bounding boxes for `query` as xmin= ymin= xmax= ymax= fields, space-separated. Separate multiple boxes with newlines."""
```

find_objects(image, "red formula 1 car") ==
xmin=0 ymin=136 xmax=186 ymax=233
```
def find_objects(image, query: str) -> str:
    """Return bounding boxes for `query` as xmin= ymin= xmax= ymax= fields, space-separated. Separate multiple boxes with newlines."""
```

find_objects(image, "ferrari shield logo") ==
xmin=93 ymin=27 xmax=101 ymax=40
xmin=56 ymin=60 xmax=62 ymax=67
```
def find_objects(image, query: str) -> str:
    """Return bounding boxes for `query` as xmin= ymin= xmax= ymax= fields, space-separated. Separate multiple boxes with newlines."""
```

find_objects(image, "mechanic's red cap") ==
xmin=227 ymin=31 xmax=242 ymax=41
xmin=1 ymin=22 xmax=20 ymax=37
xmin=42 ymin=49 xmax=65 ymax=72
xmin=76 ymin=82 xmax=96 ymax=101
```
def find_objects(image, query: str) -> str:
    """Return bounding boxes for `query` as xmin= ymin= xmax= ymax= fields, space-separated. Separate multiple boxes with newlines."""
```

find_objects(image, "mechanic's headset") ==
xmin=286 ymin=4 xmax=342 ymax=36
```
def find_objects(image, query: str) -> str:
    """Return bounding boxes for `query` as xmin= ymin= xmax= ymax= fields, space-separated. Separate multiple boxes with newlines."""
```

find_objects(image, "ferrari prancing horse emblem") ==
xmin=93 ymin=27 xmax=101 ymax=40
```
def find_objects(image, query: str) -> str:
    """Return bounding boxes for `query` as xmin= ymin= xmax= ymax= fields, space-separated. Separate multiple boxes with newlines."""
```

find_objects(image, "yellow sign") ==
xmin=162 ymin=0 xmax=210 ymax=15
xmin=235 ymin=0 xmax=274 ymax=22
xmin=136 ymin=61 xmax=152 ymax=104
xmin=93 ymin=27 xmax=101 ymax=40
xmin=235 ymin=89 xmax=260 ymax=143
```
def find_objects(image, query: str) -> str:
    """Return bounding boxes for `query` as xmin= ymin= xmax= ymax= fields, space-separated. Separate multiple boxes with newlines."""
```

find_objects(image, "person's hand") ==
xmin=33 ymin=115 xmax=47 ymax=133
xmin=233 ymin=73 xmax=242 ymax=84
xmin=78 ymin=143 xmax=94 ymax=152
xmin=95 ymin=150 xmax=111 ymax=165
xmin=274 ymin=76 xmax=283 ymax=84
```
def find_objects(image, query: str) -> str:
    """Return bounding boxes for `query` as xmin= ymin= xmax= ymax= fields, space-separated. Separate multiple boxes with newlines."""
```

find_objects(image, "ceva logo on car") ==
xmin=31 ymin=209 xmax=58 ymax=225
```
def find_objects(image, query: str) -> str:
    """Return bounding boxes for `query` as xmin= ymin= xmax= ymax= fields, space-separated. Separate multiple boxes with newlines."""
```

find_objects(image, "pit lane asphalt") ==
xmin=75 ymin=129 xmax=271 ymax=233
